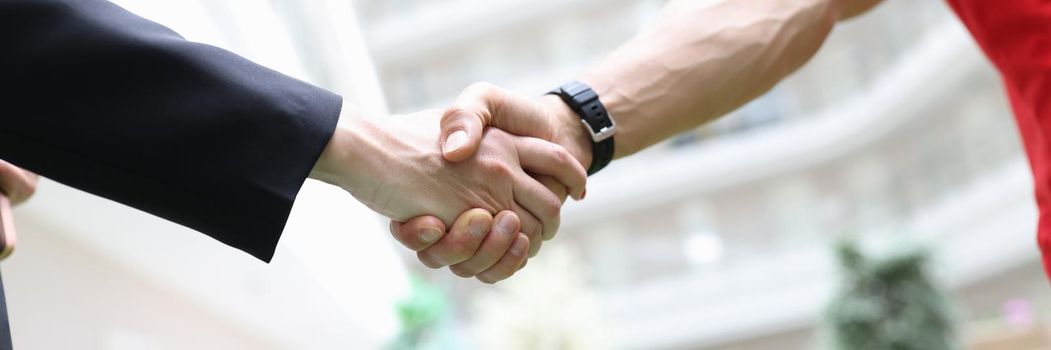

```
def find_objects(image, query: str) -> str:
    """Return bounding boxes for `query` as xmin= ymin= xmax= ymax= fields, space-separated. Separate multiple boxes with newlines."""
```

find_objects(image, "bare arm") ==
xmin=580 ymin=0 xmax=882 ymax=157
xmin=437 ymin=0 xmax=883 ymax=166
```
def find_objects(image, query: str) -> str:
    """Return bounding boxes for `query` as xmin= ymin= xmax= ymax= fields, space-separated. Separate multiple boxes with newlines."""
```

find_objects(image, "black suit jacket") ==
xmin=0 ymin=0 xmax=342 ymax=262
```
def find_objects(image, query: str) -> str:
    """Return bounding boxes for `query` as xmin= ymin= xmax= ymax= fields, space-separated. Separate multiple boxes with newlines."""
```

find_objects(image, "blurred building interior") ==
xmin=4 ymin=0 xmax=1049 ymax=349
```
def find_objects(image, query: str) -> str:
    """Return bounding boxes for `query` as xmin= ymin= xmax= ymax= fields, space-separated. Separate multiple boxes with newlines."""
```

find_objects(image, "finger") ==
xmin=0 ymin=160 xmax=38 ymax=204
xmin=535 ymin=175 xmax=568 ymax=204
xmin=440 ymin=83 xmax=497 ymax=162
xmin=449 ymin=211 xmax=520 ymax=278
xmin=440 ymin=112 xmax=486 ymax=163
xmin=512 ymin=173 xmax=561 ymax=249
xmin=477 ymin=233 xmax=530 ymax=284
xmin=416 ymin=208 xmax=493 ymax=268
xmin=534 ymin=176 xmax=567 ymax=240
xmin=514 ymin=137 xmax=587 ymax=200
xmin=390 ymin=216 xmax=446 ymax=252
xmin=441 ymin=82 xmax=556 ymax=162
xmin=512 ymin=202 xmax=544 ymax=257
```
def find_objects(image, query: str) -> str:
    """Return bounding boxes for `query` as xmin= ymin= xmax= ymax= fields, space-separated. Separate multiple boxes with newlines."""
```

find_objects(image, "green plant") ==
xmin=824 ymin=241 xmax=958 ymax=350
xmin=387 ymin=276 xmax=449 ymax=350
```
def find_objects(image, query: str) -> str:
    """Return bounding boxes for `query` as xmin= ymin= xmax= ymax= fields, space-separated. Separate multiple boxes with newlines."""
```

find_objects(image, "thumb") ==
xmin=441 ymin=82 xmax=564 ymax=162
xmin=441 ymin=82 xmax=557 ymax=162
xmin=440 ymin=109 xmax=486 ymax=162
xmin=440 ymin=82 xmax=502 ymax=162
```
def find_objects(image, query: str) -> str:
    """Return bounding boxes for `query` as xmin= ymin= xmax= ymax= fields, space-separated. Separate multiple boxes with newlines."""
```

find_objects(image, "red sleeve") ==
xmin=948 ymin=0 xmax=1051 ymax=280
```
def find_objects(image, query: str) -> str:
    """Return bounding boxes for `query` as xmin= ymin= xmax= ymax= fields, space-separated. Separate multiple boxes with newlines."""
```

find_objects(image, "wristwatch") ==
xmin=548 ymin=81 xmax=616 ymax=176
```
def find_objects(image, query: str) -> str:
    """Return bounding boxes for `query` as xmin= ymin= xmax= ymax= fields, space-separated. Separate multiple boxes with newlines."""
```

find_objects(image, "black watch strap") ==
xmin=548 ymin=81 xmax=616 ymax=176
xmin=589 ymin=136 xmax=615 ymax=176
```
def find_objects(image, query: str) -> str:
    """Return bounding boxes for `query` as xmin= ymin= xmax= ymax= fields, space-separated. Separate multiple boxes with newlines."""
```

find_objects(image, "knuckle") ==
xmin=483 ymin=159 xmax=514 ymax=177
xmin=467 ymin=82 xmax=506 ymax=116
xmin=498 ymin=163 xmax=516 ymax=177
xmin=541 ymin=197 xmax=561 ymax=220
xmin=552 ymin=146 xmax=572 ymax=165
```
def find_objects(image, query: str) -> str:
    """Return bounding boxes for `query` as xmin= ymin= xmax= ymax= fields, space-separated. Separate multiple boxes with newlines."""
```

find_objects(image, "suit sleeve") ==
xmin=0 ymin=0 xmax=343 ymax=262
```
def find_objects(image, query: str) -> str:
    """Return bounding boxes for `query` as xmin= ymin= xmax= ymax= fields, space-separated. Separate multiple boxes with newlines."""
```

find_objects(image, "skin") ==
xmin=310 ymin=110 xmax=585 ymax=232
xmin=397 ymin=0 xmax=885 ymax=282
xmin=391 ymin=209 xmax=531 ymax=282
xmin=307 ymin=108 xmax=586 ymax=268
xmin=0 ymin=160 xmax=37 ymax=205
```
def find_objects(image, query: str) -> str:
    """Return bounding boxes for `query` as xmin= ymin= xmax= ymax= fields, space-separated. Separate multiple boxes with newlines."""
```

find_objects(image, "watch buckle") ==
xmin=582 ymin=117 xmax=616 ymax=143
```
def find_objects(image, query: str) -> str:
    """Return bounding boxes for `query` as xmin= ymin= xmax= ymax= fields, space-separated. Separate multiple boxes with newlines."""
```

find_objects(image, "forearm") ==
xmin=577 ymin=0 xmax=874 ymax=157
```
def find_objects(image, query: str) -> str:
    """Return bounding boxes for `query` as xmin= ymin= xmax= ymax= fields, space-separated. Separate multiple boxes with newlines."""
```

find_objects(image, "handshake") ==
xmin=309 ymin=83 xmax=598 ymax=283
xmin=0 ymin=82 xmax=591 ymax=284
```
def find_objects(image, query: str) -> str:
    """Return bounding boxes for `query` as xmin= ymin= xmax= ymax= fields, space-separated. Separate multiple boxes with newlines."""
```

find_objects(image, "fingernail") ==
xmin=495 ymin=214 xmax=516 ymax=236
xmin=581 ymin=189 xmax=587 ymax=200
xmin=443 ymin=130 xmax=468 ymax=154
xmin=419 ymin=228 xmax=442 ymax=243
xmin=468 ymin=217 xmax=488 ymax=239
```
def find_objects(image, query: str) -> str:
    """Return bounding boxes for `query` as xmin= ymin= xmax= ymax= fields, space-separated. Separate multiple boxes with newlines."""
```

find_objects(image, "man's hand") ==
xmin=438 ymin=82 xmax=593 ymax=172
xmin=388 ymin=165 xmax=575 ymax=283
xmin=391 ymin=209 xmax=531 ymax=283
xmin=388 ymin=83 xmax=595 ymax=282
xmin=308 ymin=110 xmax=586 ymax=274
xmin=0 ymin=160 xmax=38 ymax=205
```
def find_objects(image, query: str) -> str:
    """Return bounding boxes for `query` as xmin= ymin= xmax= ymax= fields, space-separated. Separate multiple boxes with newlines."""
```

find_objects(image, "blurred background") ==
xmin=4 ymin=0 xmax=1049 ymax=349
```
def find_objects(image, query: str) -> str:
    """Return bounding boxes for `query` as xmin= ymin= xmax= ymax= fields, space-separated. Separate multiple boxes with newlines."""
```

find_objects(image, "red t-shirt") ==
xmin=947 ymin=0 xmax=1051 ymax=279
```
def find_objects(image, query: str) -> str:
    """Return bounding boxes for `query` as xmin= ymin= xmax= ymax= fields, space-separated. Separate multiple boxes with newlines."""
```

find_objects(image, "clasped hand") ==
xmin=386 ymin=83 xmax=595 ymax=283
xmin=313 ymin=88 xmax=590 ymax=282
